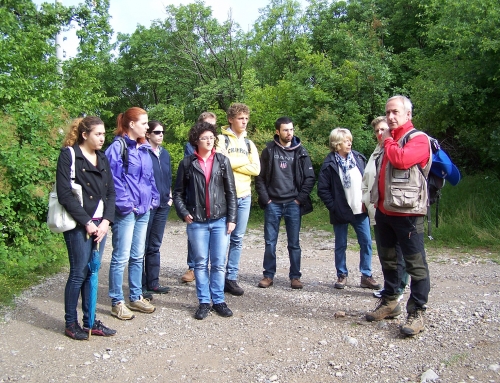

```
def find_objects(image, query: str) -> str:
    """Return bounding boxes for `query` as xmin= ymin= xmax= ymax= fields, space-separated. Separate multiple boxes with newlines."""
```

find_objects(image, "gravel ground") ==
xmin=1 ymin=220 xmax=499 ymax=383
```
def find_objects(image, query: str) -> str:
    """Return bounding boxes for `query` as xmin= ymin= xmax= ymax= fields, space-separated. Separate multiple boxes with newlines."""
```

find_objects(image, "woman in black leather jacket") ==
xmin=173 ymin=122 xmax=237 ymax=320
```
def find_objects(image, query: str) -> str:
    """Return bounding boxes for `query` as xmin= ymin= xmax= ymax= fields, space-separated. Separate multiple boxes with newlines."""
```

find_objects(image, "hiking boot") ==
xmin=181 ymin=269 xmax=195 ymax=282
xmin=400 ymin=309 xmax=425 ymax=336
xmin=194 ymin=303 xmax=211 ymax=320
xmin=365 ymin=298 xmax=402 ymax=322
xmin=212 ymin=302 xmax=233 ymax=317
xmin=334 ymin=274 xmax=347 ymax=289
xmin=128 ymin=296 xmax=156 ymax=313
xmin=258 ymin=277 xmax=274 ymax=288
xmin=83 ymin=320 xmax=116 ymax=337
xmin=111 ymin=302 xmax=135 ymax=320
xmin=224 ymin=279 xmax=244 ymax=296
xmin=65 ymin=322 xmax=88 ymax=340
xmin=291 ymin=278 xmax=303 ymax=289
xmin=149 ymin=285 xmax=170 ymax=294
xmin=360 ymin=275 xmax=381 ymax=290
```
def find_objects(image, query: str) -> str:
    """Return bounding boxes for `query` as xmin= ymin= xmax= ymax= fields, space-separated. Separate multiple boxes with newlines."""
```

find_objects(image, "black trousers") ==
xmin=375 ymin=209 xmax=430 ymax=312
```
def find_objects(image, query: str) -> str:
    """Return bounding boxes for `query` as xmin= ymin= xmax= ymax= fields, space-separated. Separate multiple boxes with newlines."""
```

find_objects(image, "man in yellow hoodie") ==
xmin=216 ymin=103 xmax=260 ymax=295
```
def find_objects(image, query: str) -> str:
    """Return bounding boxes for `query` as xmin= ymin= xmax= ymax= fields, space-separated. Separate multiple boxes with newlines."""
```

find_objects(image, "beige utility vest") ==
xmin=375 ymin=131 xmax=432 ymax=216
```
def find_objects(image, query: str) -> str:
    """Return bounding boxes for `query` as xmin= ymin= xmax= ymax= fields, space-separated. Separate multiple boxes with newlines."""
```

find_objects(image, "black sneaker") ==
xmin=83 ymin=320 xmax=117 ymax=337
xmin=149 ymin=285 xmax=170 ymax=294
xmin=65 ymin=322 xmax=88 ymax=340
xmin=224 ymin=279 xmax=244 ymax=296
xmin=212 ymin=302 xmax=233 ymax=317
xmin=142 ymin=291 xmax=154 ymax=301
xmin=194 ymin=303 xmax=211 ymax=320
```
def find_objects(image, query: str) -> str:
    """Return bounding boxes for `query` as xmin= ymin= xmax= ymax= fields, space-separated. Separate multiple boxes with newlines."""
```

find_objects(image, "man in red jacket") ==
xmin=365 ymin=95 xmax=431 ymax=336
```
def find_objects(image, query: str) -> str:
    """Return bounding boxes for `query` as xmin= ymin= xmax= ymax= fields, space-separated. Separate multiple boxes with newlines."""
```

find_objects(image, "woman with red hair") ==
xmin=105 ymin=107 xmax=160 ymax=320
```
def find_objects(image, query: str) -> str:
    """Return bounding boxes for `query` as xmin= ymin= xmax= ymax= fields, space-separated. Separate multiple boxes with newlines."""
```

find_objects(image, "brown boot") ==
xmin=365 ymin=298 xmax=402 ymax=322
xmin=334 ymin=274 xmax=347 ymax=289
xmin=400 ymin=309 xmax=425 ymax=336
xmin=290 ymin=278 xmax=303 ymax=289
xmin=360 ymin=275 xmax=381 ymax=290
xmin=258 ymin=277 xmax=274 ymax=288
xmin=181 ymin=269 xmax=195 ymax=283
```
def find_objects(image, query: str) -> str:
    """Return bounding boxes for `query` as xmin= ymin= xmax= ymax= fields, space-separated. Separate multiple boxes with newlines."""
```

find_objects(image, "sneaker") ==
xmin=334 ymin=274 xmax=347 ymax=289
xmin=258 ymin=277 xmax=274 ymax=288
xmin=291 ymin=278 xmax=303 ymax=289
xmin=224 ymin=279 xmax=244 ymax=296
xmin=400 ymin=309 xmax=425 ymax=336
xmin=373 ymin=289 xmax=404 ymax=302
xmin=212 ymin=302 xmax=233 ymax=317
xmin=65 ymin=322 xmax=88 ymax=340
xmin=128 ymin=296 xmax=156 ymax=313
xmin=360 ymin=275 xmax=381 ymax=290
xmin=181 ymin=269 xmax=195 ymax=283
xmin=365 ymin=298 xmax=402 ymax=322
xmin=149 ymin=285 xmax=170 ymax=294
xmin=111 ymin=302 xmax=135 ymax=320
xmin=194 ymin=303 xmax=211 ymax=320
xmin=83 ymin=320 xmax=116 ymax=337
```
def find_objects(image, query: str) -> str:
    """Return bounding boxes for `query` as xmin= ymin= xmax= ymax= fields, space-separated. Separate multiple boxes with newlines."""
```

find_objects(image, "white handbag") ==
xmin=47 ymin=147 xmax=83 ymax=233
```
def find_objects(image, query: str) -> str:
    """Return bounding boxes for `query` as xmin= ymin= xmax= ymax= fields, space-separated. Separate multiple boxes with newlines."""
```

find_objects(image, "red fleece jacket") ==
xmin=377 ymin=120 xmax=430 ymax=216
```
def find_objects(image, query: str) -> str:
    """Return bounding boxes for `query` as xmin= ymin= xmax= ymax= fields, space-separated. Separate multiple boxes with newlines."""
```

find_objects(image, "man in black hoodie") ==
xmin=255 ymin=116 xmax=316 ymax=289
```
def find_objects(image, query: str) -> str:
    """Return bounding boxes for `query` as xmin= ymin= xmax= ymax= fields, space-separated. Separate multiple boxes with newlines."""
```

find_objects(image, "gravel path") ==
xmin=1 ymin=220 xmax=499 ymax=383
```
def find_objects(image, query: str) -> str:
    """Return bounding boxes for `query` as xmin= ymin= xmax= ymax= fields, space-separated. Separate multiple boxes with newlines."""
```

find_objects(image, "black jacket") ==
xmin=173 ymin=152 xmax=237 ymax=223
xmin=317 ymin=150 xmax=367 ymax=225
xmin=56 ymin=144 xmax=116 ymax=226
xmin=148 ymin=146 xmax=172 ymax=208
xmin=255 ymin=136 xmax=316 ymax=215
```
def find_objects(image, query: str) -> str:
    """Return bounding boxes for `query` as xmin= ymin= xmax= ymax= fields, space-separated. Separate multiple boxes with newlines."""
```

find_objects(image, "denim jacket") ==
xmin=105 ymin=135 xmax=159 ymax=216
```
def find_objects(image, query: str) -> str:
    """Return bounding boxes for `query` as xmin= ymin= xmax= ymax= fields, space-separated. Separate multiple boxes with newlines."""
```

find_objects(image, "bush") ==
xmin=0 ymin=102 xmax=68 ymax=279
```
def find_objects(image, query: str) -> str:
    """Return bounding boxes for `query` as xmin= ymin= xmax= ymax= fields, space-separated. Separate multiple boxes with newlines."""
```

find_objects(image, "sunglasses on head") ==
xmin=151 ymin=131 xmax=163 ymax=135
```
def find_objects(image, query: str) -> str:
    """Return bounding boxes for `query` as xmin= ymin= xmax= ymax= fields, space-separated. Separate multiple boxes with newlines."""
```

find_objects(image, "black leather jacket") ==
xmin=173 ymin=152 xmax=237 ymax=223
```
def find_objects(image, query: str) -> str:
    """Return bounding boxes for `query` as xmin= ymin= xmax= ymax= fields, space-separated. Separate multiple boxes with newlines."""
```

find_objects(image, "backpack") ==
xmin=401 ymin=129 xmax=461 ymax=239
xmin=224 ymin=135 xmax=251 ymax=154
xmin=115 ymin=136 xmax=129 ymax=174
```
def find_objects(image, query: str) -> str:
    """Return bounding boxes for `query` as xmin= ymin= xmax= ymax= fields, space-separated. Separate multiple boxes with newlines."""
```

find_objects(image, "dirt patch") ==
xmin=1 ymin=220 xmax=499 ymax=382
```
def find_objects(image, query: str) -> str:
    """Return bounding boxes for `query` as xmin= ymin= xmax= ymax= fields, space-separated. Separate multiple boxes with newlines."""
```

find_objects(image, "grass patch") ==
xmin=442 ymin=352 xmax=468 ymax=367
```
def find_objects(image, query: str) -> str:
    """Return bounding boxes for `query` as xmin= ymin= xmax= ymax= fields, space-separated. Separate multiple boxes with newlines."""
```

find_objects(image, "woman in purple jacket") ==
xmin=105 ymin=107 xmax=160 ymax=321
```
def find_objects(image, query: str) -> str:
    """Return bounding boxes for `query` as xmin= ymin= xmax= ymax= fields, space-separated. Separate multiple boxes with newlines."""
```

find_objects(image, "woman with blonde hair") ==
xmin=56 ymin=116 xmax=116 ymax=340
xmin=317 ymin=128 xmax=380 ymax=291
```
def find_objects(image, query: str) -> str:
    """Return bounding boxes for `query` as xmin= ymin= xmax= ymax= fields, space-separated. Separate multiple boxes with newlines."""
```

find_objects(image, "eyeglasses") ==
xmin=151 ymin=131 xmax=163 ymax=135
xmin=199 ymin=136 xmax=215 ymax=141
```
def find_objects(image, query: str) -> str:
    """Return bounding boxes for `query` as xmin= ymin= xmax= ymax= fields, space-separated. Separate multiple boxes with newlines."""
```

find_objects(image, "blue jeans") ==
xmin=143 ymin=205 xmax=171 ymax=290
xmin=263 ymin=201 xmax=302 ymax=280
xmin=187 ymin=217 xmax=229 ymax=304
xmin=63 ymin=221 xmax=106 ymax=327
xmin=186 ymin=235 xmax=195 ymax=269
xmin=226 ymin=195 xmax=251 ymax=280
xmin=333 ymin=213 xmax=373 ymax=278
xmin=109 ymin=211 xmax=150 ymax=305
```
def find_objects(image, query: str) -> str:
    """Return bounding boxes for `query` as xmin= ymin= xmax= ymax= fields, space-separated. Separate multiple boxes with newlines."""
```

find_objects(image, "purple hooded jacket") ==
xmin=105 ymin=134 xmax=159 ymax=216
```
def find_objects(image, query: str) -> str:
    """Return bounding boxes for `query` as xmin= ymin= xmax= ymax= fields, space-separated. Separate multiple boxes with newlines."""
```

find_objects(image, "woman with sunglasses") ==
xmin=173 ymin=121 xmax=237 ymax=320
xmin=142 ymin=121 xmax=173 ymax=297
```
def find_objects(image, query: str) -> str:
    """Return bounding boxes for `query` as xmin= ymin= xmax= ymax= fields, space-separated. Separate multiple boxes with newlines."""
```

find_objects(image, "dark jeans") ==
xmin=263 ymin=201 xmax=302 ymax=280
xmin=373 ymin=225 xmax=409 ymax=294
xmin=142 ymin=205 xmax=171 ymax=290
xmin=63 ymin=221 xmax=106 ymax=327
xmin=375 ymin=209 xmax=430 ymax=312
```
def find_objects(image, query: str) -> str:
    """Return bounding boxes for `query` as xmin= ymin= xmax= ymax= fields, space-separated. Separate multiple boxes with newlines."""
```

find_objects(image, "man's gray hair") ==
xmin=387 ymin=95 xmax=413 ymax=115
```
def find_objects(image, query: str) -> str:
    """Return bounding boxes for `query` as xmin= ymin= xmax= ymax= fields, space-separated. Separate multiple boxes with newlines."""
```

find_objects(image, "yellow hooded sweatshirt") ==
xmin=216 ymin=126 xmax=261 ymax=198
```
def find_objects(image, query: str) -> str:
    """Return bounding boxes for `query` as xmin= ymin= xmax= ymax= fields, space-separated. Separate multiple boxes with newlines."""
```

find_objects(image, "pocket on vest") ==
xmin=389 ymin=187 xmax=419 ymax=208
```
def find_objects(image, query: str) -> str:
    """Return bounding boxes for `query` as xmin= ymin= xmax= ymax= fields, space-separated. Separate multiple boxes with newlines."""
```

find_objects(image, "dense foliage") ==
xmin=1 ymin=0 xmax=499 ymax=282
